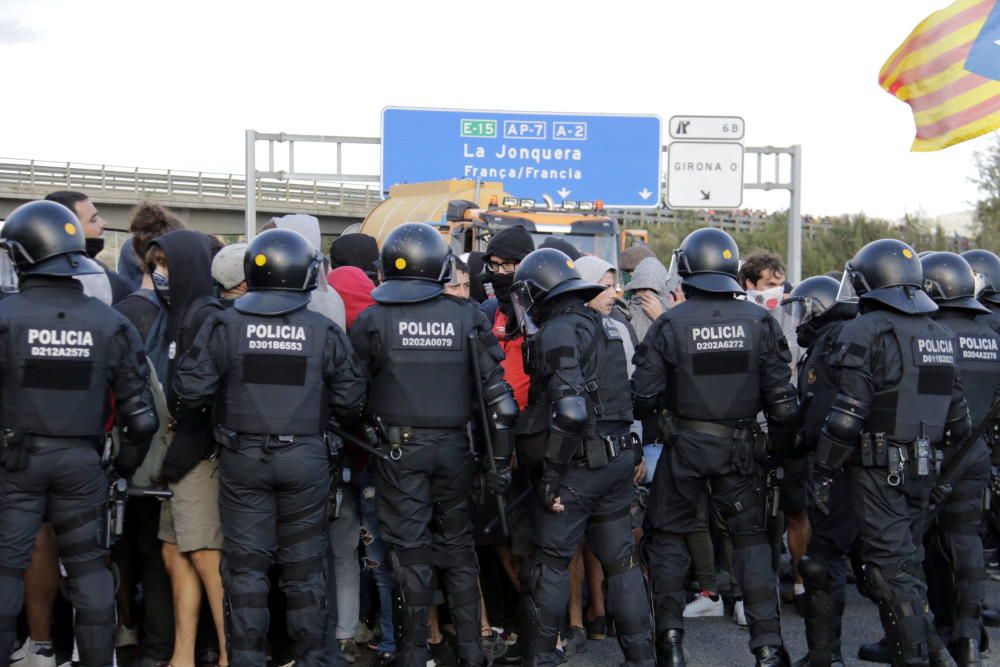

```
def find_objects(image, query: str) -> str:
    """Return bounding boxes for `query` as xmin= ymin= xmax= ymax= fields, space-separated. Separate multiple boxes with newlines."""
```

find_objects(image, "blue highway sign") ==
xmin=382 ymin=107 xmax=662 ymax=208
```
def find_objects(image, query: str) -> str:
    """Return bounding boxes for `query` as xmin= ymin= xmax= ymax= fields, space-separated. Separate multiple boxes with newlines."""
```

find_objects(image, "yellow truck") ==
xmin=361 ymin=179 xmax=625 ymax=268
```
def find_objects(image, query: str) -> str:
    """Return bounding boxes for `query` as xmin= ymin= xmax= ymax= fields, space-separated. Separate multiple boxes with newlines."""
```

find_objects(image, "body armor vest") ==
xmin=937 ymin=312 xmax=1000 ymax=424
xmin=546 ymin=305 xmax=634 ymax=428
xmin=1 ymin=292 xmax=114 ymax=437
xmin=799 ymin=322 xmax=845 ymax=447
xmin=864 ymin=311 xmax=956 ymax=442
xmin=217 ymin=309 xmax=328 ymax=435
xmin=366 ymin=296 xmax=476 ymax=428
xmin=664 ymin=297 xmax=765 ymax=421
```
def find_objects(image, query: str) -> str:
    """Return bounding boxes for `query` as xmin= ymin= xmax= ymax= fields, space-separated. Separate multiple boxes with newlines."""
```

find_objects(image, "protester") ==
xmin=44 ymin=190 xmax=132 ymax=303
xmin=211 ymin=242 xmax=248 ymax=308
xmin=152 ymin=230 xmax=228 ymax=667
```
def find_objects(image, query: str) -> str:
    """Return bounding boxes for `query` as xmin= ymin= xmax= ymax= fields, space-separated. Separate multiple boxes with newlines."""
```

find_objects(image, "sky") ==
xmin=0 ymin=0 xmax=996 ymax=221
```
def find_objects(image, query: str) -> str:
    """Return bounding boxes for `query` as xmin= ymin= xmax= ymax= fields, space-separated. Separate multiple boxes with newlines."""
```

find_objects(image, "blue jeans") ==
xmin=358 ymin=469 xmax=397 ymax=655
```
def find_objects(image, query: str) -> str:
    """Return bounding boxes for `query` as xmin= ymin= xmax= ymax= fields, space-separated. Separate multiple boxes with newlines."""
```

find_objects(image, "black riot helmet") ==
xmin=961 ymin=249 xmax=1000 ymax=306
xmin=920 ymin=251 xmax=989 ymax=313
xmin=836 ymin=238 xmax=936 ymax=314
xmin=667 ymin=227 xmax=743 ymax=294
xmin=0 ymin=200 xmax=103 ymax=277
xmin=235 ymin=228 xmax=321 ymax=316
xmin=781 ymin=275 xmax=858 ymax=348
xmin=511 ymin=248 xmax=605 ymax=333
xmin=371 ymin=222 xmax=454 ymax=304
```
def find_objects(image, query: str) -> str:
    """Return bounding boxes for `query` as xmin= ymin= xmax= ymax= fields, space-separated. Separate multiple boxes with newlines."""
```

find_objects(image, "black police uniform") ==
xmin=796 ymin=317 xmax=856 ymax=667
xmin=349 ymin=291 xmax=509 ymax=667
xmin=172 ymin=231 xmax=367 ymax=667
xmin=521 ymin=293 xmax=653 ymax=667
xmin=925 ymin=310 xmax=996 ymax=645
xmin=0 ymin=201 xmax=157 ymax=667
xmin=634 ymin=294 xmax=796 ymax=655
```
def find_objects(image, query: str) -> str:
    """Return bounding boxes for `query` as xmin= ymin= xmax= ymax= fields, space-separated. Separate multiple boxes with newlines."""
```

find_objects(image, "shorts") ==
xmin=158 ymin=458 xmax=223 ymax=552
xmin=780 ymin=454 xmax=809 ymax=515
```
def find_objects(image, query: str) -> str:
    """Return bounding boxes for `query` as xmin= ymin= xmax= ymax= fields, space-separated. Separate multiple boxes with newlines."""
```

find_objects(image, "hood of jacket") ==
xmin=328 ymin=266 xmax=376 ymax=330
xmin=151 ymin=230 xmax=216 ymax=344
xmin=627 ymin=256 xmax=668 ymax=294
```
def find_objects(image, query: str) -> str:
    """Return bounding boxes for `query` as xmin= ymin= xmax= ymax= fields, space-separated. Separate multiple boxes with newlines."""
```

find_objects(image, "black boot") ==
xmin=858 ymin=637 xmax=892 ymax=664
xmin=753 ymin=645 xmax=791 ymax=667
xmin=949 ymin=638 xmax=981 ymax=667
xmin=792 ymin=652 xmax=845 ymax=667
xmin=930 ymin=644 xmax=958 ymax=667
xmin=655 ymin=629 xmax=685 ymax=667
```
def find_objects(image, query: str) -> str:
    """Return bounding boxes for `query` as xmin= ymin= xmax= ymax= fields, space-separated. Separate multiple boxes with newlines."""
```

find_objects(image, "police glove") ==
xmin=486 ymin=459 xmax=512 ymax=495
xmin=808 ymin=467 xmax=836 ymax=517
xmin=540 ymin=460 xmax=566 ymax=511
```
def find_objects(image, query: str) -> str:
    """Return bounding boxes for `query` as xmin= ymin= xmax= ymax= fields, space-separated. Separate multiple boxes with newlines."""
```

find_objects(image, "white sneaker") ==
xmin=733 ymin=599 xmax=748 ymax=627
xmin=683 ymin=592 xmax=724 ymax=618
xmin=10 ymin=639 xmax=56 ymax=667
xmin=115 ymin=625 xmax=139 ymax=648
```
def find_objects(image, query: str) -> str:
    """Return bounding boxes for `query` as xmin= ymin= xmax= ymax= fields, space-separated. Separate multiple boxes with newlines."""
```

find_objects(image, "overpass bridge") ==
xmin=0 ymin=157 xmax=381 ymax=236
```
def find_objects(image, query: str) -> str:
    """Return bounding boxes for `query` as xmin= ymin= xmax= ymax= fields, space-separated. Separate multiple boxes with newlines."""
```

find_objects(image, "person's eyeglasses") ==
xmin=486 ymin=260 xmax=517 ymax=274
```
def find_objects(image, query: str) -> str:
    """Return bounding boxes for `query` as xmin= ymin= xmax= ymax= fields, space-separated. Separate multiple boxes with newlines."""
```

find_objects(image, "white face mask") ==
xmin=746 ymin=285 xmax=784 ymax=310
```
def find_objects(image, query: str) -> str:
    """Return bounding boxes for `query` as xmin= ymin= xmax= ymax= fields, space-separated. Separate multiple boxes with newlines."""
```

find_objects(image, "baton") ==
xmin=326 ymin=422 xmax=392 ymax=462
xmin=469 ymin=333 xmax=509 ymax=537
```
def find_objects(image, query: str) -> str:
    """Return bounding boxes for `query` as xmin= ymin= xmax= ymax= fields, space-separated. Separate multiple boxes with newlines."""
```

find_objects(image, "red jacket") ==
xmin=494 ymin=309 xmax=530 ymax=409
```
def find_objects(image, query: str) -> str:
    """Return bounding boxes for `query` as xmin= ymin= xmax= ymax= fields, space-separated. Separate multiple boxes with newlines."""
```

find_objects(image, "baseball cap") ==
xmin=211 ymin=242 xmax=248 ymax=289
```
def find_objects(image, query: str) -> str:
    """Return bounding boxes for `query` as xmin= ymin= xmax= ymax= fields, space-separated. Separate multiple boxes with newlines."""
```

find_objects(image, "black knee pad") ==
xmin=799 ymin=555 xmax=828 ymax=589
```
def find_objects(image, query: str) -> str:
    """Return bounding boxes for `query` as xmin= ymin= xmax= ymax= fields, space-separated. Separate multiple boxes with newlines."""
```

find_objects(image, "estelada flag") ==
xmin=879 ymin=0 xmax=1000 ymax=151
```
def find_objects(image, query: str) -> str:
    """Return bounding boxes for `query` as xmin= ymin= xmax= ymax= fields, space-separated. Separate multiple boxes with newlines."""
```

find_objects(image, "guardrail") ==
xmin=0 ymin=158 xmax=380 ymax=215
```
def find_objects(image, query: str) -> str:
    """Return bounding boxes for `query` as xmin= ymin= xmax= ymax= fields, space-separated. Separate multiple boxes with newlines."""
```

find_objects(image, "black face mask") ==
xmin=85 ymin=237 xmax=105 ymax=259
xmin=484 ymin=272 xmax=515 ymax=303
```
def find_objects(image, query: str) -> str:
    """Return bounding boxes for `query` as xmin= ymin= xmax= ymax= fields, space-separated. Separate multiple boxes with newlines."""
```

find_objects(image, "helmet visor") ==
xmin=836 ymin=264 xmax=861 ymax=304
xmin=974 ymin=271 xmax=990 ymax=297
xmin=510 ymin=283 xmax=539 ymax=336
xmin=665 ymin=250 xmax=682 ymax=292
xmin=0 ymin=250 xmax=17 ymax=293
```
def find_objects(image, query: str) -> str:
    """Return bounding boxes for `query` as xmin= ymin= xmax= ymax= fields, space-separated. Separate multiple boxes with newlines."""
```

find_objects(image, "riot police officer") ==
xmin=0 ymin=200 xmax=158 ymax=667
xmin=810 ymin=239 xmax=971 ymax=667
xmin=172 ymin=229 xmax=367 ymax=667
xmin=632 ymin=228 xmax=799 ymax=667
xmin=781 ymin=275 xmax=859 ymax=667
xmin=509 ymin=248 xmax=654 ymax=667
xmin=348 ymin=223 xmax=518 ymax=667
xmin=919 ymin=252 xmax=996 ymax=666
xmin=961 ymin=249 xmax=1000 ymax=632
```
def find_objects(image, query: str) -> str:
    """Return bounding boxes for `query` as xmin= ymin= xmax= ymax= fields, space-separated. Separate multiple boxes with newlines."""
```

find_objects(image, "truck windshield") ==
xmin=530 ymin=233 xmax=618 ymax=267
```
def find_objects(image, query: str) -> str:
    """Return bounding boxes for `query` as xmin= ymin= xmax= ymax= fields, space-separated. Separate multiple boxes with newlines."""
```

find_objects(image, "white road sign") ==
xmin=668 ymin=115 xmax=745 ymax=141
xmin=666 ymin=142 xmax=745 ymax=209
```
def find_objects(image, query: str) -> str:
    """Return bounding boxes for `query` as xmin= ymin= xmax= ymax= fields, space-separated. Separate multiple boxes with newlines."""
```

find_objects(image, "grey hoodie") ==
xmin=272 ymin=214 xmax=347 ymax=331
xmin=626 ymin=256 xmax=671 ymax=342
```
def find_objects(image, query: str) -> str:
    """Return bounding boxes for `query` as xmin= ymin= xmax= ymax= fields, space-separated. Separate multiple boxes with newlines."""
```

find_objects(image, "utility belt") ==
xmin=0 ymin=430 xmax=103 ymax=473
xmin=574 ymin=429 xmax=634 ymax=469
xmin=379 ymin=423 xmax=467 ymax=462
xmin=25 ymin=433 xmax=102 ymax=451
xmin=213 ymin=425 xmax=311 ymax=456
xmin=676 ymin=417 xmax=767 ymax=474
xmin=859 ymin=432 xmax=935 ymax=487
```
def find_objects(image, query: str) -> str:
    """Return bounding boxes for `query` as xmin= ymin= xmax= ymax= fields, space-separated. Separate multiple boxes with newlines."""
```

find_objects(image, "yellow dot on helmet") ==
xmin=566 ymin=260 xmax=575 ymax=269
xmin=254 ymin=254 xmax=267 ymax=267
xmin=723 ymin=249 xmax=733 ymax=259
xmin=64 ymin=223 xmax=77 ymax=236
xmin=902 ymin=248 xmax=913 ymax=259
xmin=395 ymin=257 xmax=407 ymax=270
